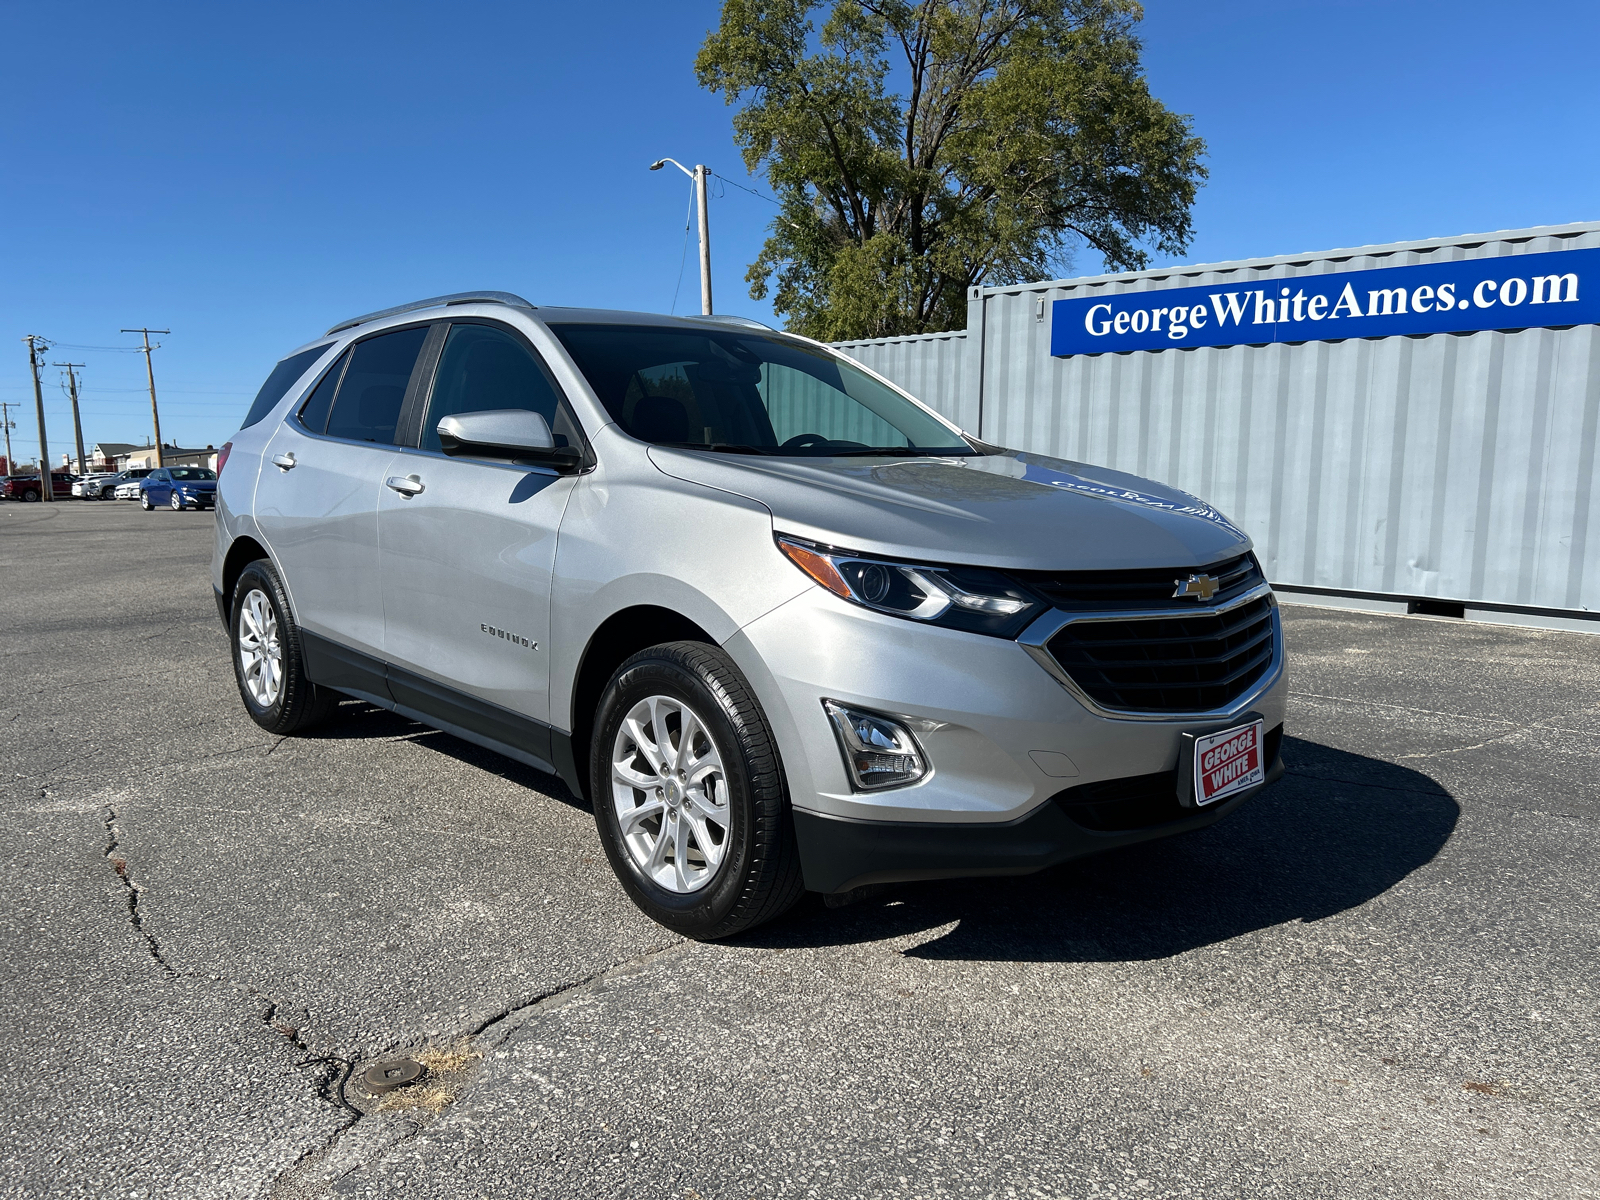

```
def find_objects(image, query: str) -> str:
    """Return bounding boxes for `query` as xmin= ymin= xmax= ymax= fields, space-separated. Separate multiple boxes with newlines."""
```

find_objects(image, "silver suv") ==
xmin=213 ymin=292 xmax=1286 ymax=937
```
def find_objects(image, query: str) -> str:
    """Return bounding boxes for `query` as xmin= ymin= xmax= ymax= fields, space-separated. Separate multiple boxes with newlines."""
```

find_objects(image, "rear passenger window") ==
xmin=297 ymin=352 xmax=347 ymax=434
xmin=421 ymin=323 xmax=577 ymax=453
xmin=323 ymin=326 xmax=429 ymax=444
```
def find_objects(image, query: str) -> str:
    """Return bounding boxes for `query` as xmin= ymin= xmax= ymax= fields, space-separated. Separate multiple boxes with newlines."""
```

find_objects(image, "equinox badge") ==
xmin=1173 ymin=573 xmax=1220 ymax=602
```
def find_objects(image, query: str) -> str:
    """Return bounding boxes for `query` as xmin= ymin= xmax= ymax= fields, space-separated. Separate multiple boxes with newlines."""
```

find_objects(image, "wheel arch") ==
xmin=564 ymin=605 xmax=717 ymax=802
xmin=221 ymin=535 xmax=273 ymax=615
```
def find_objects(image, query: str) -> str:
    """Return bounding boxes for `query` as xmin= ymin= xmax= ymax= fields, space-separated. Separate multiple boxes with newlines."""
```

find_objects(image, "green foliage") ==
xmin=696 ymin=0 xmax=1206 ymax=340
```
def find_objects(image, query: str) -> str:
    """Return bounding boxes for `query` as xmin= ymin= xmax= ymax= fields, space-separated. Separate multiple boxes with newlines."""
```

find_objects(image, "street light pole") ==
xmin=22 ymin=335 xmax=51 ymax=502
xmin=121 ymin=327 xmax=170 ymax=467
xmin=650 ymin=158 xmax=713 ymax=315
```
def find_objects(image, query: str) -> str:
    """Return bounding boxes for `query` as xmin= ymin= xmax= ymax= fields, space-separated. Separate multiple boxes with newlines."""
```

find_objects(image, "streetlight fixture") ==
xmin=651 ymin=158 xmax=712 ymax=315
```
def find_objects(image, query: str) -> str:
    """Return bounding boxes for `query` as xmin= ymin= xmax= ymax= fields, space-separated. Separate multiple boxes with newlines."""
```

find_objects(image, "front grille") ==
xmin=1044 ymin=593 xmax=1276 ymax=713
xmin=1056 ymin=725 xmax=1283 ymax=832
xmin=1014 ymin=553 xmax=1263 ymax=611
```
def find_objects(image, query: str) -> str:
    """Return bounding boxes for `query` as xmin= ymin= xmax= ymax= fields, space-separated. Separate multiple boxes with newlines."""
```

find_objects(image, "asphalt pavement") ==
xmin=1 ymin=500 xmax=1594 ymax=1199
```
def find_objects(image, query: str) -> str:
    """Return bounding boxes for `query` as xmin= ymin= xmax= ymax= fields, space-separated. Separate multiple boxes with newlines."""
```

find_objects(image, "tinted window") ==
xmin=548 ymin=324 xmax=968 ymax=456
xmin=325 ymin=327 xmax=428 ymax=444
xmin=170 ymin=468 xmax=215 ymax=480
xmin=241 ymin=345 xmax=334 ymax=430
xmin=298 ymin=351 xmax=347 ymax=434
xmin=421 ymin=323 xmax=578 ymax=453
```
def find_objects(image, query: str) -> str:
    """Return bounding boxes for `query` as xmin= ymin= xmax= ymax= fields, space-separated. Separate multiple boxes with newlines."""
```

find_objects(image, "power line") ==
xmin=670 ymin=175 xmax=695 ymax=315
xmin=710 ymin=171 xmax=782 ymax=206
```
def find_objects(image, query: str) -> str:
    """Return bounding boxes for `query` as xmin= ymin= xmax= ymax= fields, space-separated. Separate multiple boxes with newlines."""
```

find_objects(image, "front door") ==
xmin=253 ymin=324 xmax=430 ymax=693
xmin=378 ymin=319 xmax=585 ymax=770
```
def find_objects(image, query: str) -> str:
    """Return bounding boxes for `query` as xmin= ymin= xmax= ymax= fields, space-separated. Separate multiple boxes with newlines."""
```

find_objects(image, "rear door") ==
xmin=377 ymin=319 xmax=586 ymax=766
xmin=254 ymin=324 xmax=431 ymax=695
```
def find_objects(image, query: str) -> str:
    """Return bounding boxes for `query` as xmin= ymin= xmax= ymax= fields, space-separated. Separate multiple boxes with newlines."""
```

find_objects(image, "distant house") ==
xmin=112 ymin=443 xmax=220 ymax=471
xmin=85 ymin=442 xmax=142 ymax=472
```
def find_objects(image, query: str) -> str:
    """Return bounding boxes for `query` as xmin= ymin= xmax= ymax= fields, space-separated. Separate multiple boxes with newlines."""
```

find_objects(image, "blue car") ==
xmin=140 ymin=466 xmax=218 ymax=511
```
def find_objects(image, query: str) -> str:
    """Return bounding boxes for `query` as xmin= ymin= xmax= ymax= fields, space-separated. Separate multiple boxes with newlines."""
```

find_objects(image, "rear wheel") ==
xmin=230 ymin=559 xmax=337 ymax=734
xmin=21 ymin=488 xmax=39 ymax=503
xmin=591 ymin=641 xmax=804 ymax=939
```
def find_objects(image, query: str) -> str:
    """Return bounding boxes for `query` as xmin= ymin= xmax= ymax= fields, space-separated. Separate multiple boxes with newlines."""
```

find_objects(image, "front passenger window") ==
xmin=421 ymin=323 xmax=577 ymax=453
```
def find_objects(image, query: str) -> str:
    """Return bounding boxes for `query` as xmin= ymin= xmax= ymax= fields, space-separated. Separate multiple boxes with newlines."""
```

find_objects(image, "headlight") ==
xmin=823 ymin=701 xmax=928 ymax=790
xmin=777 ymin=535 xmax=1044 ymax=637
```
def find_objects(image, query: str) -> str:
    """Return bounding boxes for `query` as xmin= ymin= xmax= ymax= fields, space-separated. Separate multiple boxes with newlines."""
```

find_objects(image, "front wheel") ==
xmin=170 ymin=491 xmax=184 ymax=510
xmin=591 ymin=641 xmax=804 ymax=940
xmin=140 ymin=493 xmax=153 ymax=510
xmin=229 ymin=559 xmax=337 ymax=734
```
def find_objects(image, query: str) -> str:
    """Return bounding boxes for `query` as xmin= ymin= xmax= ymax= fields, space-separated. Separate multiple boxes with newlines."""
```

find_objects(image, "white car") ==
xmin=73 ymin=473 xmax=117 ymax=498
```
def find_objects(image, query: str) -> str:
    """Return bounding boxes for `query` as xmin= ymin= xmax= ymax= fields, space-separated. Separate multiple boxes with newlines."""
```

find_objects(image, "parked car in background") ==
xmin=101 ymin=468 xmax=154 ymax=500
xmin=73 ymin=473 xmax=117 ymax=498
xmin=140 ymin=467 xmax=217 ymax=511
xmin=2 ymin=472 xmax=75 ymax=502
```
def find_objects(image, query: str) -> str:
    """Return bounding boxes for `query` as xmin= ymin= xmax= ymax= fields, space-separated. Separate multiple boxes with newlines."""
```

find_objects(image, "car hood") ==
xmin=646 ymin=447 xmax=1250 ymax=571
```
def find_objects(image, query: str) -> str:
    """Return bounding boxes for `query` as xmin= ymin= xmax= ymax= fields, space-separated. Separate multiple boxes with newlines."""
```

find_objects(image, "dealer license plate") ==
xmin=1192 ymin=718 xmax=1266 ymax=806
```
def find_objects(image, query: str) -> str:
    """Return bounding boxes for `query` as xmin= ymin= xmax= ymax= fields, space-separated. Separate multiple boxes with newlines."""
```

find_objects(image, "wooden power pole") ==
xmin=22 ymin=335 xmax=51 ymax=501
xmin=0 ymin=401 xmax=15 ymax=476
xmin=54 ymin=361 xmax=88 ymax=474
xmin=121 ymin=327 xmax=169 ymax=467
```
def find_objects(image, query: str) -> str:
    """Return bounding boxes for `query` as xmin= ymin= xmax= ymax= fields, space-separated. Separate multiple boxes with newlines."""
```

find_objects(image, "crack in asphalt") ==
xmin=265 ymin=941 xmax=685 ymax=1195
xmin=102 ymin=804 xmax=176 ymax=977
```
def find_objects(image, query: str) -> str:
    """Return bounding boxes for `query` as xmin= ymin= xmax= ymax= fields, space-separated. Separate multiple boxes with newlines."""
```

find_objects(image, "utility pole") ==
xmin=54 ymin=361 xmax=88 ymax=474
xmin=0 ymin=401 xmax=15 ymax=476
xmin=121 ymin=327 xmax=170 ymax=467
xmin=650 ymin=158 xmax=713 ymax=315
xmin=23 ymin=335 xmax=51 ymax=501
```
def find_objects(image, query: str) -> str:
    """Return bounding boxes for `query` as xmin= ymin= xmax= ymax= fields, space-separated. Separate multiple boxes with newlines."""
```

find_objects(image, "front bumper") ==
xmin=796 ymin=732 xmax=1283 ymax=893
xmin=724 ymin=583 xmax=1288 ymax=892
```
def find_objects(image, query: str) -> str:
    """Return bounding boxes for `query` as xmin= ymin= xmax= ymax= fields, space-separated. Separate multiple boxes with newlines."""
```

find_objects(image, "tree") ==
xmin=696 ymin=0 xmax=1206 ymax=341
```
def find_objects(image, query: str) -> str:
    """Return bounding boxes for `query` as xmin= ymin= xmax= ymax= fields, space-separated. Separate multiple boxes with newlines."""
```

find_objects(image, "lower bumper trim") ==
xmin=793 ymin=750 xmax=1284 ymax=894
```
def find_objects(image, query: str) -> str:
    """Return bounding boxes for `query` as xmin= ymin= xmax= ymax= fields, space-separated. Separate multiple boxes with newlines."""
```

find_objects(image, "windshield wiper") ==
xmin=822 ymin=446 xmax=974 ymax=457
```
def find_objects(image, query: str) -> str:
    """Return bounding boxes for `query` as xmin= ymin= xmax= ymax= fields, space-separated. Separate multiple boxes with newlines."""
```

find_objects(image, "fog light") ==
xmin=823 ymin=700 xmax=928 ymax=791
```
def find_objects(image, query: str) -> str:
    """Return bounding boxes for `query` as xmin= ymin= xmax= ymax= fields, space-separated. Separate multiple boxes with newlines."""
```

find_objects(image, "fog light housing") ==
xmin=823 ymin=700 xmax=928 ymax=791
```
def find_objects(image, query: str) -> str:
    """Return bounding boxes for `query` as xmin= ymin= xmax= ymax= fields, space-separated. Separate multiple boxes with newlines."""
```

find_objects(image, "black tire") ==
xmin=590 ymin=641 xmax=804 ymax=940
xmin=229 ymin=558 xmax=338 ymax=735
xmin=21 ymin=488 xmax=39 ymax=503
xmin=140 ymin=492 xmax=153 ymax=510
xmin=170 ymin=491 xmax=183 ymax=510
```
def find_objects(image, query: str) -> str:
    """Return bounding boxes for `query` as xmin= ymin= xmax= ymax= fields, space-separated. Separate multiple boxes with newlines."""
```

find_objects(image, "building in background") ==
xmin=833 ymin=221 xmax=1600 ymax=632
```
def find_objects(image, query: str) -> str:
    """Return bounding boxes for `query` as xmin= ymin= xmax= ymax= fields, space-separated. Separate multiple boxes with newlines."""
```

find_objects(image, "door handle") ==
xmin=385 ymin=474 xmax=425 ymax=497
xmin=271 ymin=453 xmax=296 ymax=471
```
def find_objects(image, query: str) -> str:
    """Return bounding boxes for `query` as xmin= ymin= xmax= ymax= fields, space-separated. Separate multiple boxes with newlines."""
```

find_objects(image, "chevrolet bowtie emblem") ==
xmin=1173 ymin=573 xmax=1220 ymax=601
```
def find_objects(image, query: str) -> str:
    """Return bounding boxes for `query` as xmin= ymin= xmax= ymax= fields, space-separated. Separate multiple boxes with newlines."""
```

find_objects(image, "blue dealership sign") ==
xmin=1051 ymin=246 xmax=1599 ymax=357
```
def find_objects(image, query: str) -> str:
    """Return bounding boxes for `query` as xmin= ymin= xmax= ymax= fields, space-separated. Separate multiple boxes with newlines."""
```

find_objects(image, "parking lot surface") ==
xmin=1 ymin=501 xmax=1595 ymax=1199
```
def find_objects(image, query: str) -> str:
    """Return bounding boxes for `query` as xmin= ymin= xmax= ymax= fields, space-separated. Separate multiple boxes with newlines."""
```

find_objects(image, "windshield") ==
xmin=548 ymin=323 xmax=972 ymax=456
xmin=170 ymin=468 xmax=215 ymax=480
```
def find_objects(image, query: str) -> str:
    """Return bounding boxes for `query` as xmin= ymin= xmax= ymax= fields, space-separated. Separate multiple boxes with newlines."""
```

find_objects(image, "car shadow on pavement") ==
xmin=307 ymin=700 xmax=590 ymax=811
xmin=746 ymin=737 xmax=1460 ymax=962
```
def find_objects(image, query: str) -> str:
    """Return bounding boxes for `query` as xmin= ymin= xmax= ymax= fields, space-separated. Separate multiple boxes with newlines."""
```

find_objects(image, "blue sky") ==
xmin=3 ymin=0 xmax=1597 ymax=462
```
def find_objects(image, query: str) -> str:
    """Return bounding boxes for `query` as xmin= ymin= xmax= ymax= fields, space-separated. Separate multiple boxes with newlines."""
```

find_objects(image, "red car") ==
xmin=2 ymin=471 xmax=75 ymax=502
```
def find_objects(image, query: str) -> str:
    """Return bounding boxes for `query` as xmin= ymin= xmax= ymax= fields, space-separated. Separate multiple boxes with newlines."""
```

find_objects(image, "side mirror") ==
xmin=436 ymin=410 xmax=581 ymax=470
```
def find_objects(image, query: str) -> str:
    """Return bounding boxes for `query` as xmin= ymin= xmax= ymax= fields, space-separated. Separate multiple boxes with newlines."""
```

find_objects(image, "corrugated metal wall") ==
xmin=830 ymin=331 xmax=968 ymax=425
xmin=833 ymin=223 xmax=1600 ymax=616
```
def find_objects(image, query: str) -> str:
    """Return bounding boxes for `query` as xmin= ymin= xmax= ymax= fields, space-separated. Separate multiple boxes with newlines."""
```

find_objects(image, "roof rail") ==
xmin=325 ymin=291 xmax=535 ymax=336
xmin=686 ymin=313 xmax=775 ymax=331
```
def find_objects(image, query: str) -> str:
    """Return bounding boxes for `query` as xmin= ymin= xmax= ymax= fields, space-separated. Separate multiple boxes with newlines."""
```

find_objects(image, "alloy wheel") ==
xmin=610 ymin=694 xmax=731 ymax=894
xmin=237 ymin=588 xmax=283 ymax=708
